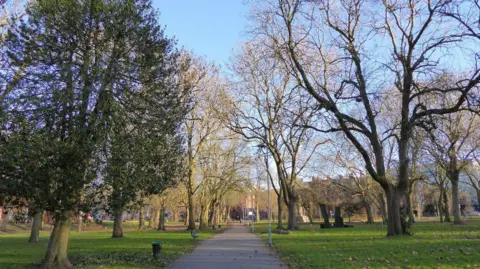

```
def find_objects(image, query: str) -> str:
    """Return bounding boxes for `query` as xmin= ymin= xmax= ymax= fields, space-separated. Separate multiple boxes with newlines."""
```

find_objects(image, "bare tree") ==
xmin=466 ymin=153 xmax=480 ymax=206
xmin=181 ymin=54 xmax=223 ymax=230
xmin=332 ymin=152 xmax=381 ymax=224
xmin=227 ymin=42 xmax=328 ymax=230
xmin=422 ymin=108 xmax=480 ymax=224
xmin=197 ymin=136 xmax=250 ymax=228
xmin=247 ymin=0 xmax=480 ymax=235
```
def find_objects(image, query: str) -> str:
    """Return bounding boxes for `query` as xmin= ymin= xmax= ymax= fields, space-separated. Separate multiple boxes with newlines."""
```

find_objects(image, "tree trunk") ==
xmin=187 ymin=194 xmax=195 ymax=230
xmin=287 ymin=198 xmax=297 ymax=230
xmin=378 ymin=193 xmax=387 ymax=224
xmin=41 ymin=211 xmax=73 ymax=269
xmin=147 ymin=209 xmax=154 ymax=229
xmin=276 ymin=189 xmax=283 ymax=229
xmin=199 ymin=204 xmax=208 ymax=229
xmin=218 ymin=205 xmax=223 ymax=224
xmin=76 ymin=212 xmax=82 ymax=232
xmin=112 ymin=208 xmax=123 ymax=238
xmin=208 ymin=202 xmax=214 ymax=227
xmin=416 ymin=198 xmax=422 ymax=219
xmin=1 ymin=208 xmax=8 ymax=231
xmin=183 ymin=206 xmax=188 ymax=226
xmin=451 ymin=178 xmax=462 ymax=224
xmin=40 ymin=211 xmax=45 ymax=231
xmin=385 ymin=188 xmax=404 ymax=236
xmin=153 ymin=209 xmax=160 ymax=228
xmin=476 ymin=189 xmax=480 ymax=207
xmin=29 ymin=211 xmax=42 ymax=243
xmin=442 ymin=189 xmax=451 ymax=222
xmin=305 ymin=202 xmax=314 ymax=224
xmin=138 ymin=205 xmax=145 ymax=230
xmin=319 ymin=203 xmax=330 ymax=227
xmin=438 ymin=189 xmax=444 ymax=223
xmin=365 ymin=203 xmax=374 ymax=224
xmin=157 ymin=208 xmax=166 ymax=230
xmin=255 ymin=198 xmax=260 ymax=222
xmin=334 ymin=206 xmax=344 ymax=227
xmin=173 ymin=209 xmax=178 ymax=223
xmin=226 ymin=205 xmax=231 ymax=221
xmin=407 ymin=189 xmax=415 ymax=225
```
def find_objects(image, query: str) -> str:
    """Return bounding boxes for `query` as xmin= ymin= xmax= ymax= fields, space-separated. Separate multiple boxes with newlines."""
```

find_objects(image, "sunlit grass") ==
xmin=0 ymin=226 xmax=217 ymax=268
xmin=254 ymin=220 xmax=480 ymax=268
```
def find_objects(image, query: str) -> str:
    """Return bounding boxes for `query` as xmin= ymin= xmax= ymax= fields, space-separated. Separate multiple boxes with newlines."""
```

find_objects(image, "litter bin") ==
xmin=152 ymin=242 xmax=162 ymax=259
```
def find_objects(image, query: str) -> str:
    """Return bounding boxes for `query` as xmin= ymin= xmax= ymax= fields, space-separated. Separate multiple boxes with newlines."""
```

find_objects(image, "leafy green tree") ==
xmin=105 ymin=119 xmax=185 ymax=238
xmin=1 ymin=0 xmax=185 ymax=267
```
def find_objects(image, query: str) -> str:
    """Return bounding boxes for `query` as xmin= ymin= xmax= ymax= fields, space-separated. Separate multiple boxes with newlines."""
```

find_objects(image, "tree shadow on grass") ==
xmin=256 ymin=221 xmax=480 ymax=268
xmin=0 ymin=229 xmax=212 ymax=269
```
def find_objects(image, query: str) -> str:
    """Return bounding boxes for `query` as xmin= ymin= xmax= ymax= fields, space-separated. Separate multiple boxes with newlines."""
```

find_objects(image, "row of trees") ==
xmin=231 ymin=0 xmax=480 ymax=236
xmin=1 ymin=2 xmax=257 ymax=268
xmin=1 ymin=0 xmax=480 ymax=268
xmin=0 ymin=0 xmax=191 ymax=267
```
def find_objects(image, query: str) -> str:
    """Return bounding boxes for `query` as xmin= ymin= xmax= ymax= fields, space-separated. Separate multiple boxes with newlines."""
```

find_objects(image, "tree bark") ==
xmin=40 ymin=211 xmax=45 ymax=231
xmin=385 ymin=188 xmax=404 ymax=236
xmin=207 ymin=202 xmax=214 ymax=227
xmin=157 ymin=208 xmax=166 ymax=230
xmin=199 ymin=204 xmax=208 ymax=229
xmin=153 ymin=209 xmax=160 ymax=228
xmin=218 ymin=205 xmax=223 ymax=224
xmin=286 ymin=198 xmax=297 ymax=230
xmin=451 ymin=177 xmax=462 ymax=224
xmin=442 ymin=189 xmax=451 ymax=222
xmin=226 ymin=205 xmax=231 ymax=221
xmin=29 ymin=211 xmax=42 ymax=243
xmin=407 ymin=188 xmax=415 ymax=225
xmin=147 ymin=209 xmax=153 ymax=229
xmin=173 ymin=209 xmax=178 ymax=223
xmin=183 ymin=206 xmax=189 ymax=226
xmin=41 ymin=211 xmax=73 ymax=269
xmin=138 ymin=205 xmax=145 ymax=230
xmin=476 ymin=189 xmax=480 ymax=207
xmin=365 ymin=203 xmax=374 ymax=224
xmin=187 ymin=193 xmax=195 ymax=230
xmin=378 ymin=193 xmax=387 ymax=224
xmin=276 ymin=189 xmax=283 ymax=229
xmin=1 ymin=208 xmax=8 ymax=231
xmin=334 ymin=206 xmax=344 ymax=227
xmin=112 ymin=208 xmax=123 ymax=238
xmin=319 ymin=203 xmax=330 ymax=227
xmin=304 ymin=201 xmax=314 ymax=224
xmin=255 ymin=197 xmax=260 ymax=222
xmin=438 ymin=189 xmax=444 ymax=223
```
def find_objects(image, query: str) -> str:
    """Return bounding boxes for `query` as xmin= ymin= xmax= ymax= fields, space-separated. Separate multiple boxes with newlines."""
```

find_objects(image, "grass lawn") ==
xmin=254 ymin=219 xmax=480 ymax=269
xmin=0 ymin=225 xmax=217 ymax=269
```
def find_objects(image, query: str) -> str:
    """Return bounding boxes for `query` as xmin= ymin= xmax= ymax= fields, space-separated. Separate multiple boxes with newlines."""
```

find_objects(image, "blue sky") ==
xmin=153 ymin=1 xmax=249 ymax=66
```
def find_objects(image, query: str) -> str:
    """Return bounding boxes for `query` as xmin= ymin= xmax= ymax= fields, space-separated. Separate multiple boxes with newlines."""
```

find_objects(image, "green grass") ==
xmin=100 ymin=220 xmax=187 ymax=229
xmin=0 ymin=227 xmax=217 ymax=269
xmin=100 ymin=220 xmax=141 ymax=229
xmin=254 ymin=220 xmax=480 ymax=269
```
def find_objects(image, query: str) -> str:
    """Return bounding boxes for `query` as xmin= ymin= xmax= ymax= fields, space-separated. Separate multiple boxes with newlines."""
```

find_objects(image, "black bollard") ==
xmin=152 ymin=242 xmax=162 ymax=259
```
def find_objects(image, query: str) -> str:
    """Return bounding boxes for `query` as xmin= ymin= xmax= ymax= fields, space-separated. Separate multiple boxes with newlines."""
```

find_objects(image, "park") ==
xmin=1 ymin=0 xmax=480 ymax=268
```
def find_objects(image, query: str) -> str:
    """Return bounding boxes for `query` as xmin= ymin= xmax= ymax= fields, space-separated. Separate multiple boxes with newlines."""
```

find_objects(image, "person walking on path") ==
xmin=168 ymin=223 xmax=285 ymax=269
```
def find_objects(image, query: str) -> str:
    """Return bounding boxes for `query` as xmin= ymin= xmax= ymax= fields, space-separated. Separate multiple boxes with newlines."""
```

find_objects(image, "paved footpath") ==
xmin=168 ymin=223 xmax=286 ymax=269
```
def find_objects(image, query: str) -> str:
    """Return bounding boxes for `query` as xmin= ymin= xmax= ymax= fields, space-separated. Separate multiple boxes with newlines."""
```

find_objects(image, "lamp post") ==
xmin=256 ymin=144 xmax=272 ymax=247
